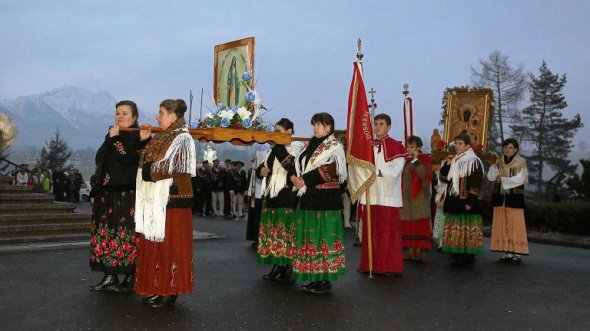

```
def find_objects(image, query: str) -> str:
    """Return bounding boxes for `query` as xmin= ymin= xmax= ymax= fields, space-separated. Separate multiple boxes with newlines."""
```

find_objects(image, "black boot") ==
xmin=151 ymin=295 xmax=177 ymax=310
xmin=450 ymin=254 xmax=463 ymax=268
xmin=142 ymin=295 xmax=163 ymax=305
xmin=111 ymin=274 xmax=134 ymax=293
xmin=277 ymin=265 xmax=293 ymax=282
xmin=301 ymin=282 xmax=319 ymax=292
xmin=262 ymin=265 xmax=281 ymax=281
xmin=310 ymin=281 xmax=332 ymax=294
xmin=464 ymin=254 xmax=476 ymax=268
xmin=89 ymin=274 xmax=119 ymax=291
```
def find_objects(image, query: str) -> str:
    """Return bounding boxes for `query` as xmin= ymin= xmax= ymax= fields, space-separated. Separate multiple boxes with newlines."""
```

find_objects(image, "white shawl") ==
xmin=447 ymin=148 xmax=484 ymax=196
xmin=263 ymin=142 xmax=303 ymax=199
xmin=294 ymin=135 xmax=347 ymax=196
xmin=135 ymin=129 xmax=196 ymax=242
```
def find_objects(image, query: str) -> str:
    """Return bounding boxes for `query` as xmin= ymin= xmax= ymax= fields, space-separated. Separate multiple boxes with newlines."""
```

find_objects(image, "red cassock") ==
xmin=358 ymin=136 xmax=406 ymax=274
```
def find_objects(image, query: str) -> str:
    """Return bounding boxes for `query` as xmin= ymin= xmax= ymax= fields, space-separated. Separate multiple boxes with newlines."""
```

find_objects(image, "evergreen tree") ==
xmin=566 ymin=159 xmax=590 ymax=200
xmin=471 ymin=50 xmax=527 ymax=151
xmin=511 ymin=61 xmax=583 ymax=195
xmin=37 ymin=129 xmax=72 ymax=171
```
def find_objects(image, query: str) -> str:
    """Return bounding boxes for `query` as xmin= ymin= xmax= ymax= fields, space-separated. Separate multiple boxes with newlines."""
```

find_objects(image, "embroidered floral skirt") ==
xmin=441 ymin=213 xmax=484 ymax=255
xmin=491 ymin=207 xmax=529 ymax=255
xmin=257 ymin=205 xmax=297 ymax=266
xmin=89 ymin=189 xmax=139 ymax=274
xmin=291 ymin=210 xmax=346 ymax=282
xmin=134 ymin=208 xmax=194 ymax=296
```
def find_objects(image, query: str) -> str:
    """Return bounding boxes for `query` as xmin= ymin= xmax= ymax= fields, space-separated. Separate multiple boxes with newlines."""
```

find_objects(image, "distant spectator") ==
xmin=16 ymin=167 xmax=28 ymax=186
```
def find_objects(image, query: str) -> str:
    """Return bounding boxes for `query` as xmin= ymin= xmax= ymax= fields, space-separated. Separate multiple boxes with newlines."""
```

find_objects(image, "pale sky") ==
xmin=1 ymin=0 xmax=589 ymax=146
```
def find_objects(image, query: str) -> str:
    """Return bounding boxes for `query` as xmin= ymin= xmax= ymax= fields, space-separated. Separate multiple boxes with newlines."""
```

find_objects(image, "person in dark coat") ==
xmin=89 ymin=100 xmax=150 ymax=292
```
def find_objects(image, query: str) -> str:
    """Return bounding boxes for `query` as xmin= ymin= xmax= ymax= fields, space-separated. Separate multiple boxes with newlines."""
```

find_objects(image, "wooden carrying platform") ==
xmin=193 ymin=128 xmax=293 ymax=145
xmin=122 ymin=127 xmax=302 ymax=145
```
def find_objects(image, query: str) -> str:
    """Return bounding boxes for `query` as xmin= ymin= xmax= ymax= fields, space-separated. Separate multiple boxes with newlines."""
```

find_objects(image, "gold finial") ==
xmin=356 ymin=38 xmax=364 ymax=61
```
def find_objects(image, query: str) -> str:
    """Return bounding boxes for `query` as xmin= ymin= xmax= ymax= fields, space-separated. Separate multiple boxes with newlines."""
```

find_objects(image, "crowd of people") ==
xmin=86 ymin=99 xmax=530 ymax=309
xmin=11 ymin=164 xmax=85 ymax=202
xmin=191 ymin=158 xmax=249 ymax=220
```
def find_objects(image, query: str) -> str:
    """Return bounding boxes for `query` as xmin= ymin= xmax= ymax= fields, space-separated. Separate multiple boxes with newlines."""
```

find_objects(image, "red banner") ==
xmin=346 ymin=62 xmax=376 ymax=202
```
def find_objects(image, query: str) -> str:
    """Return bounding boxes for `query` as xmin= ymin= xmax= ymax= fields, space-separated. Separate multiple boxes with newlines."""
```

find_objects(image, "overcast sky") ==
xmin=1 ymin=0 xmax=589 ymax=146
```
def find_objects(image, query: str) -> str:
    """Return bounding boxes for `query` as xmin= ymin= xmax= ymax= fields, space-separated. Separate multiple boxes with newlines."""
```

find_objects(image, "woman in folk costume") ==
xmin=246 ymin=144 xmax=270 ymax=248
xmin=487 ymin=138 xmax=529 ymax=263
xmin=290 ymin=112 xmax=347 ymax=294
xmin=400 ymin=135 xmax=433 ymax=261
xmin=257 ymin=118 xmax=303 ymax=282
xmin=89 ymin=100 xmax=149 ymax=292
xmin=432 ymin=161 xmax=448 ymax=249
xmin=134 ymin=99 xmax=196 ymax=309
xmin=439 ymin=133 xmax=485 ymax=268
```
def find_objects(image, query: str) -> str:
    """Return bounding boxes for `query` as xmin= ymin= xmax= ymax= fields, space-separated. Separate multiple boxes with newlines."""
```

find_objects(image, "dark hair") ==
xmin=201 ymin=161 xmax=209 ymax=165
xmin=160 ymin=99 xmax=187 ymax=118
xmin=374 ymin=113 xmax=391 ymax=126
xmin=275 ymin=118 xmax=294 ymax=134
xmin=454 ymin=132 xmax=471 ymax=145
xmin=116 ymin=100 xmax=139 ymax=120
xmin=502 ymin=138 xmax=519 ymax=151
xmin=310 ymin=112 xmax=335 ymax=135
xmin=406 ymin=135 xmax=423 ymax=148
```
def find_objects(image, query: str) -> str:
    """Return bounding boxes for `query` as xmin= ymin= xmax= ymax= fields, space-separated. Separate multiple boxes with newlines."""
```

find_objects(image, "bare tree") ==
xmin=471 ymin=50 xmax=527 ymax=150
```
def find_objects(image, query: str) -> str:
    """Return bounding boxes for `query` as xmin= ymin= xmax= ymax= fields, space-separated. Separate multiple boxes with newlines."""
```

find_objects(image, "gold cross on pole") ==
xmin=368 ymin=88 xmax=376 ymax=104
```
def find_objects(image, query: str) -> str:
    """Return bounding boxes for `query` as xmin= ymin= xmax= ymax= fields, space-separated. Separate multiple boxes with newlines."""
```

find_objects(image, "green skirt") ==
xmin=291 ymin=210 xmax=346 ymax=282
xmin=441 ymin=213 xmax=484 ymax=255
xmin=257 ymin=206 xmax=297 ymax=266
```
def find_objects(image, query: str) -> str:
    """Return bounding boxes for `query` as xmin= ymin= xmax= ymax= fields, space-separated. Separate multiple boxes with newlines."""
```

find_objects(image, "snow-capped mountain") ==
xmin=0 ymin=86 xmax=117 ymax=150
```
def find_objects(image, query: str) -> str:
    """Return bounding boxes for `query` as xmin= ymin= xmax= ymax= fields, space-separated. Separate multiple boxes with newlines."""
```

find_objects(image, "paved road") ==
xmin=0 ymin=213 xmax=589 ymax=330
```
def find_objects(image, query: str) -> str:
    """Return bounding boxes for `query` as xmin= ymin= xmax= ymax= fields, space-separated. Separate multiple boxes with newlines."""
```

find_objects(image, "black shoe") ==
xmin=142 ymin=295 xmax=163 ymax=305
xmin=89 ymin=274 xmax=119 ymax=291
xmin=151 ymin=295 xmax=177 ymax=310
xmin=111 ymin=274 xmax=134 ymax=293
xmin=310 ymin=281 xmax=332 ymax=294
xmin=450 ymin=254 xmax=463 ymax=268
xmin=301 ymin=282 xmax=319 ymax=292
xmin=262 ymin=265 xmax=281 ymax=281
xmin=277 ymin=265 xmax=293 ymax=282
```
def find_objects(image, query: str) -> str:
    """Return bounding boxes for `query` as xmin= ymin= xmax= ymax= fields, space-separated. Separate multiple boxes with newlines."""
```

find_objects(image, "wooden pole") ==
xmin=366 ymin=188 xmax=374 ymax=278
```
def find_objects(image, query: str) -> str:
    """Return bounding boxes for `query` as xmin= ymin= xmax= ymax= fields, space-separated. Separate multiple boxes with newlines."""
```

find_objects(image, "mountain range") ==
xmin=0 ymin=86 xmax=118 ymax=150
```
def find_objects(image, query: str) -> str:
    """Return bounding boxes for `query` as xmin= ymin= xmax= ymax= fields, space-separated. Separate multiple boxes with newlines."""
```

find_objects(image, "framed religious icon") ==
xmin=442 ymin=87 xmax=492 ymax=151
xmin=214 ymin=37 xmax=255 ymax=108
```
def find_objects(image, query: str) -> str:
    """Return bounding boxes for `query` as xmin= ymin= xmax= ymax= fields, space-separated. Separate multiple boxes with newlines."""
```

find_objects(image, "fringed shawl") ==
xmin=294 ymin=134 xmax=347 ymax=196
xmin=448 ymin=148 xmax=484 ymax=197
xmin=263 ymin=142 xmax=303 ymax=199
xmin=135 ymin=119 xmax=196 ymax=242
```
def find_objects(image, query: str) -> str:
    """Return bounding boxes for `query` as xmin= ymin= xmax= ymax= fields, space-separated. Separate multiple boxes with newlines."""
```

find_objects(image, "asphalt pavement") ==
xmin=0 ymin=212 xmax=588 ymax=330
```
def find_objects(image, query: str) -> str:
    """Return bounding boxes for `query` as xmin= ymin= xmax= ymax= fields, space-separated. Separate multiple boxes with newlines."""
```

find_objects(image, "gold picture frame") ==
xmin=443 ymin=88 xmax=492 ymax=151
xmin=214 ymin=37 xmax=255 ymax=108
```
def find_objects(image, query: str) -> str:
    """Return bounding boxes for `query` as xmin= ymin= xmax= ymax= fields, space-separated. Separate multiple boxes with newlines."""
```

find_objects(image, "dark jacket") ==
xmin=91 ymin=127 xmax=146 ymax=195
xmin=209 ymin=167 xmax=224 ymax=192
xmin=297 ymin=136 xmax=343 ymax=211
xmin=194 ymin=167 xmax=212 ymax=191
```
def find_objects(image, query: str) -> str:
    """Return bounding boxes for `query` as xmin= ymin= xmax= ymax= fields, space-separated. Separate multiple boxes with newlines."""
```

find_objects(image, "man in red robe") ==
xmin=358 ymin=113 xmax=407 ymax=275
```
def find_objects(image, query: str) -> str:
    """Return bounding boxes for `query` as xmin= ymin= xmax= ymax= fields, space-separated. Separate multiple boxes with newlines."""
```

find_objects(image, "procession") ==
xmin=66 ymin=36 xmax=534 ymax=309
